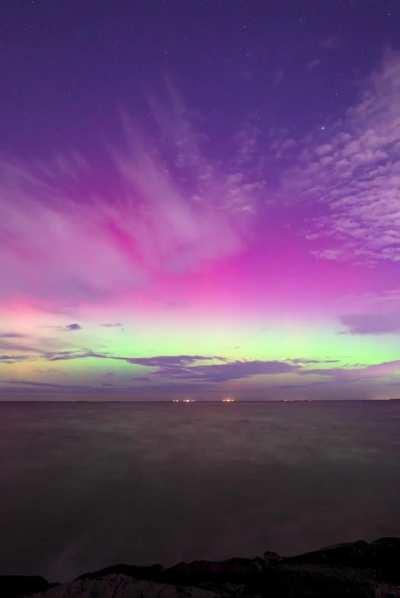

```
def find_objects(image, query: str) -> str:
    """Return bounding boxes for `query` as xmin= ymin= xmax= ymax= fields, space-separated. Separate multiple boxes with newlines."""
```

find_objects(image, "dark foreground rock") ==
xmin=284 ymin=537 xmax=400 ymax=583
xmin=4 ymin=537 xmax=400 ymax=597
xmin=30 ymin=576 xmax=219 ymax=597
xmin=0 ymin=575 xmax=55 ymax=597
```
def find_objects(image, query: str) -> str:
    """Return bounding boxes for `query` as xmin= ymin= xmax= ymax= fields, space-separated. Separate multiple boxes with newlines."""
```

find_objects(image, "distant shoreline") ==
xmin=0 ymin=399 xmax=399 ymax=404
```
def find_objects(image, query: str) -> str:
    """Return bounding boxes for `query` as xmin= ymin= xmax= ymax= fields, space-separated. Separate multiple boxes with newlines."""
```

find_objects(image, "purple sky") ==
xmin=1 ymin=1 xmax=400 ymax=400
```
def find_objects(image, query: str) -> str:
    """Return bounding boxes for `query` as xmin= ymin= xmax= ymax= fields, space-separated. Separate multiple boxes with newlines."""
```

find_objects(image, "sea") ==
xmin=1 ymin=400 xmax=400 ymax=581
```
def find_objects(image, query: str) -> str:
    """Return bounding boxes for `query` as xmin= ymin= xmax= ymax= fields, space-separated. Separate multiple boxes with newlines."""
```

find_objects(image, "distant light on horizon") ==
xmin=172 ymin=398 xmax=196 ymax=404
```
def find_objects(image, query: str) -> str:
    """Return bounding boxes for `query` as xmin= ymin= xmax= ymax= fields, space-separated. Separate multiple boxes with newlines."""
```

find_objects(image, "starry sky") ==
xmin=1 ymin=0 xmax=400 ymax=400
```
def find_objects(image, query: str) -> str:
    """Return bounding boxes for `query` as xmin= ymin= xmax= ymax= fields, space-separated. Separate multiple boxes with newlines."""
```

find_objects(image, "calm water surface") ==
xmin=1 ymin=401 xmax=400 ymax=580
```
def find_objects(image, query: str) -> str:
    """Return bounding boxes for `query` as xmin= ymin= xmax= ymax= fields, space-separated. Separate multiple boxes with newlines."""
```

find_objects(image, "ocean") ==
xmin=1 ymin=400 xmax=400 ymax=581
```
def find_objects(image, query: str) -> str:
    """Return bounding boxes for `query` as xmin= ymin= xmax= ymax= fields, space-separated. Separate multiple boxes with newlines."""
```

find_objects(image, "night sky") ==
xmin=1 ymin=0 xmax=400 ymax=400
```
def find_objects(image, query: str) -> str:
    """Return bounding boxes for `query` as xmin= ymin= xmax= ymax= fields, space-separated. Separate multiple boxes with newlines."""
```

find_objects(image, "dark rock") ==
xmin=0 ymin=575 xmax=54 ymax=597
xmin=8 ymin=537 xmax=400 ymax=597
xmin=78 ymin=563 xmax=163 ymax=582
xmin=163 ymin=557 xmax=265 ymax=585
xmin=282 ymin=537 xmax=400 ymax=583
xmin=263 ymin=550 xmax=282 ymax=566
xmin=283 ymin=539 xmax=371 ymax=568
xmin=29 ymin=575 xmax=219 ymax=597
xmin=370 ymin=538 xmax=400 ymax=583
xmin=262 ymin=565 xmax=378 ymax=598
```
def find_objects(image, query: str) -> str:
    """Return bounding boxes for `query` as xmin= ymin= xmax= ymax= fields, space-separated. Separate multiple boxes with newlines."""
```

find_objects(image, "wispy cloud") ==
xmin=44 ymin=352 xmax=300 ymax=383
xmin=320 ymin=36 xmax=340 ymax=50
xmin=0 ymin=354 xmax=29 ymax=364
xmin=44 ymin=350 xmax=106 ymax=362
xmin=0 ymin=378 xmax=104 ymax=392
xmin=0 ymin=332 xmax=26 ymax=339
xmin=124 ymin=354 xmax=220 ymax=367
xmin=281 ymin=50 xmax=400 ymax=266
xmin=306 ymin=59 xmax=321 ymax=71
xmin=2 ymin=342 xmax=399 ymax=393
xmin=340 ymin=312 xmax=400 ymax=335
xmin=65 ymin=323 xmax=82 ymax=332
xmin=303 ymin=360 xmax=400 ymax=380
xmin=0 ymin=338 xmax=43 ymax=355
xmin=0 ymin=85 xmax=263 ymax=308
xmin=161 ymin=359 xmax=299 ymax=382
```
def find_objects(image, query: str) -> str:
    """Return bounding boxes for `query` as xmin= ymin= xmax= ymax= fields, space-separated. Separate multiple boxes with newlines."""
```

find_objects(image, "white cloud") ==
xmin=281 ymin=51 xmax=400 ymax=265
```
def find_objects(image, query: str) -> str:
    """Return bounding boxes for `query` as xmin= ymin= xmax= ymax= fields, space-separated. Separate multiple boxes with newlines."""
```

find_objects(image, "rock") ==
xmin=375 ymin=584 xmax=400 ymax=598
xmin=263 ymin=550 xmax=282 ymax=566
xmin=283 ymin=539 xmax=371 ymax=568
xmin=7 ymin=536 xmax=400 ymax=597
xmin=369 ymin=538 xmax=400 ymax=583
xmin=262 ymin=564 xmax=380 ymax=598
xmin=78 ymin=563 xmax=163 ymax=582
xmin=282 ymin=537 xmax=400 ymax=583
xmin=29 ymin=574 xmax=220 ymax=598
xmin=164 ymin=557 xmax=266 ymax=585
xmin=0 ymin=575 xmax=54 ymax=597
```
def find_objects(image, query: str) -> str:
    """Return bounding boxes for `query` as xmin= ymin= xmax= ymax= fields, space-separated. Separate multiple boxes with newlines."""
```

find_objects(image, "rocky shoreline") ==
xmin=2 ymin=537 xmax=400 ymax=597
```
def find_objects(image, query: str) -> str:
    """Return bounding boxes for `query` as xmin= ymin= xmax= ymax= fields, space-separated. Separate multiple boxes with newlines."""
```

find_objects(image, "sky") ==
xmin=1 ymin=0 xmax=400 ymax=400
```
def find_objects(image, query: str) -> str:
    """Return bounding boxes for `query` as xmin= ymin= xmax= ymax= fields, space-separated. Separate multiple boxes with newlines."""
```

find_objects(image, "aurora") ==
xmin=1 ymin=2 xmax=400 ymax=401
